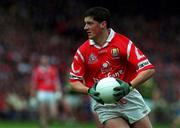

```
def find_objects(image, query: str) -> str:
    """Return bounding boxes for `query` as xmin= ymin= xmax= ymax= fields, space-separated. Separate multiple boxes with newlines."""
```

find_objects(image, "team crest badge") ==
xmin=111 ymin=48 xmax=119 ymax=58
xmin=88 ymin=53 xmax=98 ymax=64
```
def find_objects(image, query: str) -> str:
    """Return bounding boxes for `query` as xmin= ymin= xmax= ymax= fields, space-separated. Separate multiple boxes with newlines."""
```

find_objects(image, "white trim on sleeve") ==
xmin=77 ymin=49 xmax=84 ymax=62
xmin=127 ymin=40 xmax=132 ymax=60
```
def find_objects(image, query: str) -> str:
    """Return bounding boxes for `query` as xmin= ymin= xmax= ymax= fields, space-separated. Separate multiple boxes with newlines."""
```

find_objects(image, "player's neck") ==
xmin=95 ymin=29 xmax=109 ymax=46
xmin=40 ymin=64 xmax=49 ymax=68
xmin=39 ymin=65 xmax=49 ymax=72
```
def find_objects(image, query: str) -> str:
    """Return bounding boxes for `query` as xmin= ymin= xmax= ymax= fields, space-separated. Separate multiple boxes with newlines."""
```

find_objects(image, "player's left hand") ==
xmin=88 ymin=83 xmax=104 ymax=105
xmin=55 ymin=91 xmax=63 ymax=100
xmin=113 ymin=79 xmax=133 ymax=101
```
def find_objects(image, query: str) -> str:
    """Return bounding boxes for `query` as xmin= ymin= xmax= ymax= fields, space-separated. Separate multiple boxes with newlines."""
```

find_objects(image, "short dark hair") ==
xmin=84 ymin=7 xmax=111 ymax=28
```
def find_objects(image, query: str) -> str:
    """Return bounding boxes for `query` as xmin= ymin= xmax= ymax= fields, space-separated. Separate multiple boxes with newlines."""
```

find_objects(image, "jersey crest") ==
xmin=88 ymin=53 xmax=98 ymax=64
xmin=111 ymin=48 xmax=120 ymax=59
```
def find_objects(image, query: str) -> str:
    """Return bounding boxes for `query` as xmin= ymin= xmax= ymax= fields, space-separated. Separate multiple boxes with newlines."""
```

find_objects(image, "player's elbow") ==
xmin=69 ymin=81 xmax=76 ymax=90
xmin=148 ymin=68 xmax=156 ymax=77
xmin=69 ymin=81 xmax=81 ymax=91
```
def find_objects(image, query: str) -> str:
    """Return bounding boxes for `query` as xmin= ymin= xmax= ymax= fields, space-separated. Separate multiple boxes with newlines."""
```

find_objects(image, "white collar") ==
xmin=89 ymin=28 xmax=115 ymax=48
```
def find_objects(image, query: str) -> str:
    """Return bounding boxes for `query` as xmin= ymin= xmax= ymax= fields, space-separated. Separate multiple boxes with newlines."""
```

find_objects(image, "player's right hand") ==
xmin=113 ymin=79 xmax=133 ymax=101
xmin=55 ymin=91 xmax=62 ymax=100
xmin=88 ymin=83 xmax=104 ymax=105
xmin=29 ymin=97 xmax=38 ymax=109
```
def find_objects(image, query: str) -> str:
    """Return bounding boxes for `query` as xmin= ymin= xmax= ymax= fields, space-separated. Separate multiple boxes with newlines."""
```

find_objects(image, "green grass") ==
xmin=0 ymin=120 xmax=95 ymax=128
xmin=0 ymin=120 xmax=172 ymax=128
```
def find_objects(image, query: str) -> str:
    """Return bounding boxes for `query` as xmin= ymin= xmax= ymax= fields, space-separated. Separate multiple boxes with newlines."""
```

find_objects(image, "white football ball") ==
xmin=95 ymin=77 xmax=120 ymax=104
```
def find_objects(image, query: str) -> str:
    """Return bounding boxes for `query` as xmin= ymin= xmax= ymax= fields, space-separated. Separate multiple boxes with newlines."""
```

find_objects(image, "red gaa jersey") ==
xmin=31 ymin=65 xmax=59 ymax=92
xmin=69 ymin=29 xmax=154 ymax=88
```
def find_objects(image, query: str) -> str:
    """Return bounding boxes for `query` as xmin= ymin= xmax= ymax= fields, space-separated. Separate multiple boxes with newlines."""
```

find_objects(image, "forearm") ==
xmin=69 ymin=81 xmax=89 ymax=94
xmin=30 ymin=86 xmax=36 ymax=97
xmin=130 ymin=68 xmax=155 ymax=88
xmin=55 ymin=81 xmax=62 ymax=92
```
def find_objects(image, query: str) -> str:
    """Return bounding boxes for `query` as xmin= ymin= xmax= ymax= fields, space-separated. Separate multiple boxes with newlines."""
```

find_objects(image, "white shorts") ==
xmin=37 ymin=91 xmax=58 ymax=105
xmin=90 ymin=89 xmax=151 ymax=124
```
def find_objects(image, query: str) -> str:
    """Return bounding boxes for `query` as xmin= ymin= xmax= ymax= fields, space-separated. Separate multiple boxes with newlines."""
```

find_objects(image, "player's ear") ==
xmin=100 ymin=21 xmax=107 ymax=28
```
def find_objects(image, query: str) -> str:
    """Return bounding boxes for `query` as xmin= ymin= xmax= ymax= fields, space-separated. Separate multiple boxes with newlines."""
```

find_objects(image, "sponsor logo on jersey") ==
xmin=88 ymin=53 xmax=98 ymax=64
xmin=111 ymin=48 xmax=120 ymax=59
xmin=138 ymin=59 xmax=150 ymax=69
xmin=109 ymin=69 xmax=124 ymax=78
xmin=101 ymin=61 xmax=112 ymax=74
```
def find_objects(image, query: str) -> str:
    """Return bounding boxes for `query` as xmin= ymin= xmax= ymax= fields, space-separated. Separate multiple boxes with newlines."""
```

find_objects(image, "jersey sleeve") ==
xmin=126 ymin=40 xmax=154 ymax=73
xmin=69 ymin=48 xmax=85 ymax=83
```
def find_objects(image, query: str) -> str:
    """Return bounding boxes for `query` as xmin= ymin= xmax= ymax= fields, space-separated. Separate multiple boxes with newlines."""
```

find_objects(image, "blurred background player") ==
xmin=30 ymin=55 xmax=63 ymax=128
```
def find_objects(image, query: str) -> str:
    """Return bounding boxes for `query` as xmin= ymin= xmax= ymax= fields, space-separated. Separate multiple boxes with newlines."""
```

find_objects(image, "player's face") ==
xmin=84 ymin=16 xmax=103 ymax=40
xmin=40 ymin=55 xmax=49 ymax=66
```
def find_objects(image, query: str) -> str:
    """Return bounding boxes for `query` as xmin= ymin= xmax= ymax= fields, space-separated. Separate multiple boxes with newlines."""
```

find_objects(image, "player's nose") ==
xmin=84 ymin=24 xmax=88 ymax=30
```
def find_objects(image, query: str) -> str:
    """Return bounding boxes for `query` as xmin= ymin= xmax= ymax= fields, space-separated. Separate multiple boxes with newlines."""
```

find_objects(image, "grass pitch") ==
xmin=0 ymin=120 xmax=172 ymax=128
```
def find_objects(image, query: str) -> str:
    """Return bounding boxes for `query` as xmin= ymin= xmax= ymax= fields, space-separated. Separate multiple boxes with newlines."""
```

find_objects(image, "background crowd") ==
xmin=0 ymin=0 xmax=179 ymax=126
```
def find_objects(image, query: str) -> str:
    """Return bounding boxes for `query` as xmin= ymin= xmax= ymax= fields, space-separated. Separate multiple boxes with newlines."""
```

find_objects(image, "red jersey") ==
xmin=31 ymin=65 xmax=59 ymax=92
xmin=69 ymin=29 xmax=154 ymax=88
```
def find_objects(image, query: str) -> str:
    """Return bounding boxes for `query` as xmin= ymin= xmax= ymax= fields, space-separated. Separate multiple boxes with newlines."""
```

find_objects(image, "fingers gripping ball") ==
xmin=113 ymin=79 xmax=133 ymax=101
xmin=95 ymin=77 xmax=122 ymax=104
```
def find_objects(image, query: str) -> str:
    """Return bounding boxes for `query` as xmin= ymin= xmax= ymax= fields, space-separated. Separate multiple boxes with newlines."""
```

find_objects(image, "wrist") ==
xmin=128 ymin=82 xmax=132 ymax=86
xmin=87 ymin=88 xmax=91 ymax=94
xmin=128 ymin=82 xmax=134 ymax=91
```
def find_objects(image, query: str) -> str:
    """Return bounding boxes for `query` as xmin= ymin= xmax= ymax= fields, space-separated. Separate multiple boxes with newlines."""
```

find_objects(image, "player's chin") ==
xmin=88 ymin=35 xmax=95 ymax=39
xmin=87 ymin=33 xmax=94 ymax=39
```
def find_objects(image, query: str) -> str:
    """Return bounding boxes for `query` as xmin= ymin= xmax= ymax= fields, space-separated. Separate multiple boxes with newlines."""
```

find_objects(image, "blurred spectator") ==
xmin=6 ymin=92 xmax=29 ymax=120
xmin=151 ymin=88 xmax=171 ymax=123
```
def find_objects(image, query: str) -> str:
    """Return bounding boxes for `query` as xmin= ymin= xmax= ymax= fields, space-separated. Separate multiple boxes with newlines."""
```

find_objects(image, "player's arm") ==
xmin=130 ymin=68 xmax=155 ymax=88
xmin=113 ymin=69 xmax=155 ymax=102
xmin=70 ymin=80 xmax=104 ymax=104
xmin=69 ymin=81 xmax=89 ymax=94
xmin=29 ymin=71 xmax=38 ymax=105
xmin=69 ymin=48 xmax=104 ymax=104
xmin=69 ymin=48 xmax=88 ymax=94
xmin=126 ymin=40 xmax=155 ymax=87
xmin=54 ymin=75 xmax=63 ymax=100
xmin=30 ymin=83 xmax=36 ymax=98
xmin=113 ymin=39 xmax=155 ymax=100
xmin=69 ymin=72 xmax=104 ymax=104
xmin=54 ymin=69 xmax=63 ymax=92
xmin=30 ymin=71 xmax=37 ymax=97
xmin=114 ymin=68 xmax=155 ymax=101
xmin=55 ymin=80 xmax=62 ymax=92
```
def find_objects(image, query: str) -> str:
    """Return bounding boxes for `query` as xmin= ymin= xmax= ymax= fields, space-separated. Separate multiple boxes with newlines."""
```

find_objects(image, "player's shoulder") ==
xmin=32 ymin=66 xmax=41 ymax=73
xmin=114 ymin=33 xmax=130 ymax=44
xmin=111 ymin=33 xmax=131 ymax=50
xmin=77 ymin=40 xmax=90 ymax=53
xmin=49 ymin=65 xmax=57 ymax=70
